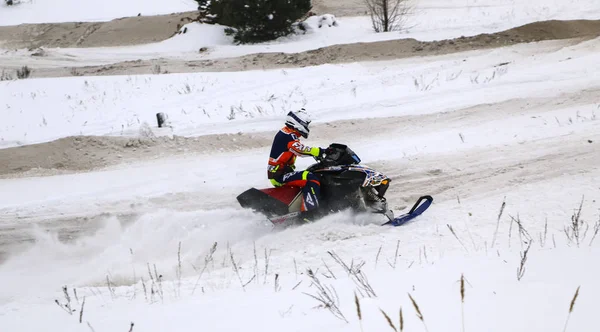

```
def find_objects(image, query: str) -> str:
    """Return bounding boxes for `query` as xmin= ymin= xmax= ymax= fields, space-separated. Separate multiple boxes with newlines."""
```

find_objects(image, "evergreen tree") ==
xmin=195 ymin=0 xmax=312 ymax=44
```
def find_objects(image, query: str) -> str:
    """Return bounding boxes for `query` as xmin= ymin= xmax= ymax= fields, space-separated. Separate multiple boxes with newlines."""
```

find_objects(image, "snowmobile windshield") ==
xmin=322 ymin=143 xmax=361 ymax=166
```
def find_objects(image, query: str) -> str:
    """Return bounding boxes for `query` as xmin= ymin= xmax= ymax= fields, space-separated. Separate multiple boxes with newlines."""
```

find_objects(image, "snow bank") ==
xmin=2 ymin=37 xmax=599 ymax=148
xmin=1 ymin=203 xmax=598 ymax=331
xmin=0 ymin=0 xmax=197 ymax=26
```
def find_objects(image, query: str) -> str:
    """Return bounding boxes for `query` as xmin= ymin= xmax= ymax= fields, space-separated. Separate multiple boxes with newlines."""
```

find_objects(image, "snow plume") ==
xmin=0 ymin=207 xmax=271 ymax=303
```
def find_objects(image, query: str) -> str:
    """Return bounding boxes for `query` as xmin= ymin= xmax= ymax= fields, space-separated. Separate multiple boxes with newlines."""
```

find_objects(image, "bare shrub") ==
xmin=364 ymin=0 xmax=413 ymax=32
xmin=1 ymin=69 xmax=13 ymax=81
xmin=16 ymin=66 xmax=32 ymax=79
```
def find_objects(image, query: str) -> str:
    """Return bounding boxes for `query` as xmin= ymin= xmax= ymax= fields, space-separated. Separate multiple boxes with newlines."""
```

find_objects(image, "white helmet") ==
xmin=285 ymin=109 xmax=312 ymax=138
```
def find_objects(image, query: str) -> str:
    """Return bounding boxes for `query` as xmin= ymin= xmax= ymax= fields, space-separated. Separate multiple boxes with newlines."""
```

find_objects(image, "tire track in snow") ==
xmin=0 ymin=87 xmax=598 ymax=272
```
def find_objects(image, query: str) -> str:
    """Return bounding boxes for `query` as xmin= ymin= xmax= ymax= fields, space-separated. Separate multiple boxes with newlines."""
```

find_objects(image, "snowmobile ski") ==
xmin=382 ymin=195 xmax=433 ymax=227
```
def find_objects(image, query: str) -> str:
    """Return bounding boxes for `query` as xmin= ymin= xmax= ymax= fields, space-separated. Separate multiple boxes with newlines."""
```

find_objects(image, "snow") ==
xmin=0 ymin=0 xmax=198 ymax=26
xmin=1 ymin=1 xmax=600 ymax=332
xmin=2 ymin=37 xmax=599 ymax=148
xmin=3 ymin=0 xmax=600 ymax=67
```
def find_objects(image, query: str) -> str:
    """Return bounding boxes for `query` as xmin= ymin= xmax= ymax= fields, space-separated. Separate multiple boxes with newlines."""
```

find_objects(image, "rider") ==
xmin=267 ymin=109 xmax=327 ymax=222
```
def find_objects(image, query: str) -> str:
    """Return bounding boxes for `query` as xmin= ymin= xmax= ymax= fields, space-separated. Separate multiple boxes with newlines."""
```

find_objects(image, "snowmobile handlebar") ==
xmin=313 ymin=143 xmax=362 ymax=167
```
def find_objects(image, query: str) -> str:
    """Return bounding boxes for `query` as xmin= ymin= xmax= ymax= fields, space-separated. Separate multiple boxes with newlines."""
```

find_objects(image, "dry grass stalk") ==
xmin=380 ymin=308 xmax=398 ymax=331
xmin=62 ymin=286 xmax=73 ymax=314
xmin=399 ymin=306 xmax=404 ymax=332
xmin=590 ymin=216 xmax=600 ymax=246
xmin=191 ymin=242 xmax=217 ymax=295
xmin=79 ymin=296 xmax=86 ymax=323
xmin=322 ymin=259 xmax=337 ymax=279
xmin=303 ymin=268 xmax=348 ymax=322
xmin=447 ymin=224 xmax=468 ymax=252
xmin=491 ymin=197 xmax=506 ymax=248
xmin=517 ymin=242 xmax=532 ymax=281
xmin=328 ymin=251 xmax=376 ymax=297
xmin=510 ymin=214 xmax=533 ymax=249
xmin=253 ymin=242 xmax=259 ymax=283
xmin=563 ymin=286 xmax=581 ymax=332
xmin=264 ymin=247 xmax=272 ymax=284
xmin=229 ymin=249 xmax=247 ymax=292
xmin=540 ymin=218 xmax=548 ymax=248
xmin=294 ymin=257 xmax=298 ymax=279
xmin=375 ymin=245 xmax=383 ymax=269
xmin=292 ymin=281 xmax=302 ymax=290
xmin=128 ymin=322 xmax=135 ymax=332
xmin=387 ymin=240 xmax=400 ymax=269
xmin=87 ymin=322 xmax=96 ymax=332
xmin=146 ymin=263 xmax=161 ymax=302
xmin=274 ymin=274 xmax=280 ymax=292
xmin=243 ymin=274 xmax=256 ymax=287
xmin=328 ymin=251 xmax=352 ymax=275
xmin=408 ymin=293 xmax=429 ymax=332
xmin=460 ymin=274 xmax=465 ymax=332
xmin=141 ymin=278 xmax=148 ymax=302
xmin=354 ymin=292 xmax=363 ymax=332
xmin=54 ymin=299 xmax=72 ymax=315
xmin=106 ymin=275 xmax=116 ymax=300
xmin=176 ymin=241 xmax=182 ymax=297
xmin=564 ymin=197 xmax=586 ymax=247
xmin=460 ymin=274 xmax=465 ymax=301
xmin=152 ymin=264 xmax=164 ymax=302
xmin=508 ymin=213 xmax=514 ymax=248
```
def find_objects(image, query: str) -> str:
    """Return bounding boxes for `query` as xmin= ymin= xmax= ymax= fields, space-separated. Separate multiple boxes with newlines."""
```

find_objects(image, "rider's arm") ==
xmin=288 ymin=140 xmax=320 ymax=157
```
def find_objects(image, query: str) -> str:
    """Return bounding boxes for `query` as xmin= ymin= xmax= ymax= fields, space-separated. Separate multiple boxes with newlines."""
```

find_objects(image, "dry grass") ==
xmin=564 ymin=197 xmax=586 ymax=247
xmin=54 ymin=286 xmax=75 ymax=315
xmin=328 ymin=251 xmax=376 ymax=298
xmin=303 ymin=268 xmax=348 ymax=322
xmin=408 ymin=293 xmax=429 ymax=332
xmin=399 ymin=306 xmax=404 ymax=332
xmin=191 ymin=242 xmax=217 ymax=295
xmin=176 ymin=241 xmax=182 ymax=298
xmin=387 ymin=240 xmax=400 ymax=269
xmin=447 ymin=224 xmax=469 ymax=252
xmin=509 ymin=214 xmax=533 ymax=249
xmin=375 ymin=245 xmax=383 ymax=269
xmin=590 ymin=215 xmax=600 ymax=246
xmin=228 ymin=245 xmax=254 ymax=292
xmin=380 ymin=308 xmax=398 ymax=331
xmin=460 ymin=274 xmax=465 ymax=332
xmin=79 ymin=297 xmax=86 ymax=323
xmin=516 ymin=242 xmax=532 ymax=281
xmin=355 ymin=292 xmax=363 ymax=331
xmin=264 ymin=247 xmax=273 ymax=284
xmin=563 ymin=286 xmax=581 ymax=332
xmin=491 ymin=196 xmax=507 ymax=248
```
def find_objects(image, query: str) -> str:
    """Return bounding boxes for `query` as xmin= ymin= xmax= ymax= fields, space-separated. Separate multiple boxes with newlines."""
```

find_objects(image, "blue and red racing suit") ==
xmin=267 ymin=126 xmax=321 ymax=212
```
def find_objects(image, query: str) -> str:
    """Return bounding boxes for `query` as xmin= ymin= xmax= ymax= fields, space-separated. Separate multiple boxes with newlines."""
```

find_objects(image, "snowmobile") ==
xmin=236 ymin=143 xmax=432 ymax=227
